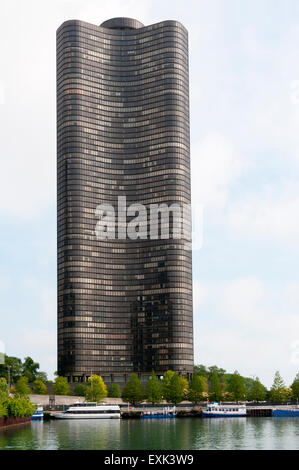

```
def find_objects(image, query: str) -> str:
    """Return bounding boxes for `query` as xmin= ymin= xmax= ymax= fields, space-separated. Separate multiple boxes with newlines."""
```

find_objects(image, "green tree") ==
xmin=270 ymin=371 xmax=287 ymax=402
xmin=162 ymin=370 xmax=176 ymax=402
xmin=73 ymin=384 xmax=86 ymax=397
xmin=291 ymin=372 xmax=299 ymax=401
xmin=21 ymin=357 xmax=40 ymax=383
xmin=146 ymin=371 xmax=163 ymax=404
xmin=0 ymin=355 xmax=22 ymax=383
xmin=208 ymin=366 xmax=226 ymax=379
xmin=166 ymin=374 xmax=185 ymax=404
xmin=178 ymin=376 xmax=189 ymax=400
xmin=35 ymin=371 xmax=48 ymax=383
xmin=0 ymin=377 xmax=9 ymax=401
xmin=122 ymin=374 xmax=144 ymax=405
xmin=15 ymin=376 xmax=31 ymax=397
xmin=248 ymin=377 xmax=267 ymax=402
xmin=32 ymin=379 xmax=47 ymax=395
xmin=227 ymin=371 xmax=247 ymax=402
xmin=85 ymin=375 xmax=107 ymax=402
xmin=52 ymin=377 xmax=70 ymax=396
xmin=208 ymin=370 xmax=222 ymax=401
xmin=193 ymin=364 xmax=209 ymax=378
xmin=188 ymin=375 xmax=207 ymax=403
xmin=108 ymin=383 xmax=121 ymax=398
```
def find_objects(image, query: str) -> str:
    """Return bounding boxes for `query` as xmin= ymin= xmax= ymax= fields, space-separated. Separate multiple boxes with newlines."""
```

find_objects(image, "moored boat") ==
xmin=141 ymin=407 xmax=176 ymax=419
xmin=272 ymin=407 xmax=299 ymax=417
xmin=31 ymin=405 xmax=44 ymax=420
xmin=202 ymin=402 xmax=246 ymax=418
xmin=50 ymin=402 xmax=121 ymax=419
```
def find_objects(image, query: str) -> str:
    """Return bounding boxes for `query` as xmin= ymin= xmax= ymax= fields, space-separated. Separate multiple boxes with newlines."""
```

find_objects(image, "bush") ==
xmin=0 ymin=378 xmax=9 ymax=401
xmin=0 ymin=402 xmax=8 ymax=418
xmin=5 ymin=397 xmax=35 ymax=418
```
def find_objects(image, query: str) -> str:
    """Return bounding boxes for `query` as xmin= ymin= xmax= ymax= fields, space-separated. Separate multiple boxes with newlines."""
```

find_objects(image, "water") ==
xmin=1 ymin=418 xmax=299 ymax=450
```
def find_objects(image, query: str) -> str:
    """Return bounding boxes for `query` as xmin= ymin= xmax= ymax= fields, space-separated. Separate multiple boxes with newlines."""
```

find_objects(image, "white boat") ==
xmin=50 ymin=402 xmax=121 ymax=419
xmin=202 ymin=402 xmax=246 ymax=418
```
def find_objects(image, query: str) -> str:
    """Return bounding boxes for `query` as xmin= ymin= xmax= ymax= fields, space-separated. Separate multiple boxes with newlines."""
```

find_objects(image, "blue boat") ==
xmin=31 ymin=406 xmax=44 ymax=420
xmin=272 ymin=408 xmax=299 ymax=417
xmin=141 ymin=408 xmax=176 ymax=419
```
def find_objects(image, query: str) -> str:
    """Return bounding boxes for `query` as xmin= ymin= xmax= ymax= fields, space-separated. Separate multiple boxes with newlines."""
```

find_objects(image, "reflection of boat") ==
xmin=272 ymin=407 xmax=299 ymax=417
xmin=141 ymin=407 xmax=176 ymax=419
xmin=32 ymin=405 xmax=44 ymax=420
xmin=202 ymin=402 xmax=246 ymax=418
xmin=51 ymin=402 xmax=121 ymax=419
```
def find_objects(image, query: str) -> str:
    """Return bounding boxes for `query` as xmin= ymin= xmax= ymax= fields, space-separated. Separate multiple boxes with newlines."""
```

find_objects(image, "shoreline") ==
xmin=0 ymin=416 xmax=31 ymax=430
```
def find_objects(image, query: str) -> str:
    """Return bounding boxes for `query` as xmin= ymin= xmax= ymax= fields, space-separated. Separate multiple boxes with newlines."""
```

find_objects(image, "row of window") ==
xmin=57 ymin=42 xmax=188 ymax=63
xmin=59 ymin=126 xmax=189 ymax=142
xmin=57 ymin=23 xmax=188 ymax=45
xmin=58 ymin=118 xmax=189 ymax=136
xmin=57 ymin=162 xmax=191 ymax=177
xmin=57 ymin=27 xmax=188 ymax=47
xmin=57 ymin=73 xmax=189 ymax=97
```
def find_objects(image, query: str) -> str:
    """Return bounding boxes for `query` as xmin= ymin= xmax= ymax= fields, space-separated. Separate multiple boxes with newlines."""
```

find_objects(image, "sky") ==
xmin=1 ymin=0 xmax=299 ymax=388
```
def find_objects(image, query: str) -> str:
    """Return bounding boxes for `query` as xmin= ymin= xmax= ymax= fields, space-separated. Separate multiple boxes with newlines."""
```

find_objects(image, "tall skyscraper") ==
xmin=57 ymin=17 xmax=193 ymax=384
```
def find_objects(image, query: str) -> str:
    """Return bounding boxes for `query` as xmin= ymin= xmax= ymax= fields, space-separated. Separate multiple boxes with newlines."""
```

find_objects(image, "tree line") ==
xmin=31 ymin=368 xmax=299 ymax=405
xmin=1 ymin=355 xmax=299 ymax=404
xmin=0 ymin=355 xmax=47 ymax=383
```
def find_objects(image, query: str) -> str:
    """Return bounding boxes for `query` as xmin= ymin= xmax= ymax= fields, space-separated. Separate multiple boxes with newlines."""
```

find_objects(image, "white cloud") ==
xmin=0 ymin=0 xmax=151 ymax=219
xmin=238 ymin=22 xmax=299 ymax=163
xmin=194 ymin=277 xmax=299 ymax=387
xmin=193 ymin=280 xmax=210 ymax=311
xmin=1 ymin=273 xmax=57 ymax=378
xmin=227 ymin=183 xmax=299 ymax=246
xmin=0 ymin=275 xmax=11 ymax=292
xmin=191 ymin=133 xmax=243 ymax=209
xmin=221 ymin=278 xmax=266 ymax=324
xmin=285 ymin=282 xmax=299 ymax=309
xmin=41 ymin=287 xmax=57 ymax=324
xmin=16 ymin=327 xmax=57 ymax=378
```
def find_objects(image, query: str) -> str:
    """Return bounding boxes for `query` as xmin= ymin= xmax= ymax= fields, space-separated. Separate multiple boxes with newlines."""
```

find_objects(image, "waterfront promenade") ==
xmin=28 ymin=395 xmax=299 ymax=418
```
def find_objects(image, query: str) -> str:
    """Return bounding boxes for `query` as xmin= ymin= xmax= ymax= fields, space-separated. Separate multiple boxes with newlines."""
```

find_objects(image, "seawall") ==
xmin=0 ymin=416 xmax=31 ymax=430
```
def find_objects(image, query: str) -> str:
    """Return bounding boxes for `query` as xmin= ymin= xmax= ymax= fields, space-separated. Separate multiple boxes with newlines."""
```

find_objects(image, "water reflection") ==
xmin=1 ymin=418 xmax=299 ymax=450
xmin=48 ymin=420 xmax=121 ymax=450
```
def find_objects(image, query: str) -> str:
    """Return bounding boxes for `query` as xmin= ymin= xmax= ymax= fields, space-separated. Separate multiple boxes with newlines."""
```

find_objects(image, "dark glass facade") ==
xmin=57 ymin=17 xmax=193 ymax=383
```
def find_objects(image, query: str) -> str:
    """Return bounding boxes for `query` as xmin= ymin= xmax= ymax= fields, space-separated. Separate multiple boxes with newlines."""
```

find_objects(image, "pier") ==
xmin=246 ymin=408 xmax=272 ymax=417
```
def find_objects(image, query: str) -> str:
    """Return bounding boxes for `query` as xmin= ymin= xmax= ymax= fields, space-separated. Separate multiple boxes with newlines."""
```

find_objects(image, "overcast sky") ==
xmin=1 ymin=0 xmax=299 ymax=388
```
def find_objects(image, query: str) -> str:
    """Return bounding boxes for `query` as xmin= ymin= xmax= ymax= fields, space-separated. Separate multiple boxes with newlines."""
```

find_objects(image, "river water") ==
xmin=1 ymin=418 xmax=299 ymax=450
